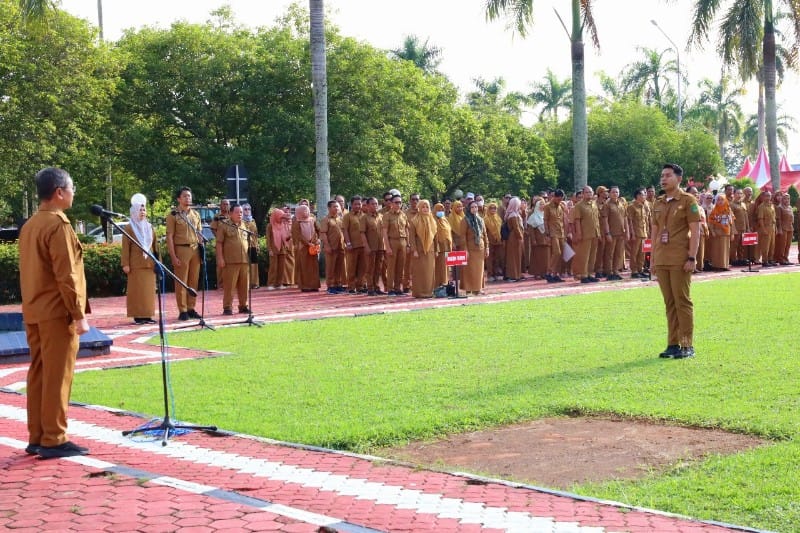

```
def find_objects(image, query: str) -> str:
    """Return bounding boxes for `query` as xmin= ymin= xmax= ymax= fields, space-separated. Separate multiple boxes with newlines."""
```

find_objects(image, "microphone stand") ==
xmin=172 ymin=209 xmax=215 ymax=331
xmin=99 ymin=214 xmax=218 ymax=446
xmin=219 ymin=219 xmax=263 ymax=327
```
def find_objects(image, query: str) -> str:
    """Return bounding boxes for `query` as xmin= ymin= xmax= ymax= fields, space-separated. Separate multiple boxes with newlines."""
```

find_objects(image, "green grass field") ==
xmin=72 ymin=272 xmax=800 ymax=531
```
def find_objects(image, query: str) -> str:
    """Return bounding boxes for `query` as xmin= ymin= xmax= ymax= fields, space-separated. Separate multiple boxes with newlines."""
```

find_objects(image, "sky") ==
xmin=58 ymin=0 xmax=800 ymax=165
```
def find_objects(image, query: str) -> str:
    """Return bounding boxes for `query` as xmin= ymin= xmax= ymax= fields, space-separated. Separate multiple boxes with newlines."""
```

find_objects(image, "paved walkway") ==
xmin=2 ymin=268 xmax=787 ymax=532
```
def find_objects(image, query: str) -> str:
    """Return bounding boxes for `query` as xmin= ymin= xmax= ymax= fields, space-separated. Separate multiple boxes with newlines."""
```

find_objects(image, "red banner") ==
xmin=445 ymin=250 xmax=468 ymax=266
xmin=741 ymin=232 xmax=758 ymax=246
xmin=642 ymin=239 xmax=652 ymax=253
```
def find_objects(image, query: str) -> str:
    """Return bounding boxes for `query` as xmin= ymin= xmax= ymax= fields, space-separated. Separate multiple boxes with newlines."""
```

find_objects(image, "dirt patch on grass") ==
xmin=380 ymin=417 xmax=767 ymax=490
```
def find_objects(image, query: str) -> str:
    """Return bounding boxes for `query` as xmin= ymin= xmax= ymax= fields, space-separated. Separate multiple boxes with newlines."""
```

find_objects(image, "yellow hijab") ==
xmin=433 ymin=202 xmax=452 ymax=246
xmin=447 ymin=200 xmax=465 ymax=238
xmin=411 ymin=200 xmax=436 ymax=253
xmin=483 ymin=202 xmax=502 ymax=241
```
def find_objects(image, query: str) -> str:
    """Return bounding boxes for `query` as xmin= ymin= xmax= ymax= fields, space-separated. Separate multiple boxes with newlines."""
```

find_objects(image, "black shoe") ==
xmin=631 ymin=272 xmax=642 ymax=279
xmin=222 ymin=308 xmax=233 ymax=315
xmin=367 ymin=291 xmax=376 ymax=296
xmin=38 ymin=441 xmax=89 ymax=459
xmin=546 ymin=275 xmax=558 ymax=283
xmin=238 ymin=307 xmax=250 ymax=314
xmin=402 ymin=288 xmax=410 ymax=293
xmin=674 ymin=346 xmax=695 ymax=359
xmin=387 ymin=290 xmax=398 ymax=296
xmin=25 ymin=444 xmax=40 ymax=455
xmin=580 ymin=277 xmax=592 ymax=284
xmin=659 ymin=345 xmax=681 ymax=358
xmin=588 ymin=276 xmax=600 ymax=282
xmin=178 ymin=312 xmax=189 ymax=321
xmin=554 ymin=276 xmax=565 ymax=283
xmin=373 ymin=289 xmax=386 ymax=295
xmin=348 ymin=289 xmax=358 ymax=294
xmin=187 ymin=309 xmax=201 ymax=319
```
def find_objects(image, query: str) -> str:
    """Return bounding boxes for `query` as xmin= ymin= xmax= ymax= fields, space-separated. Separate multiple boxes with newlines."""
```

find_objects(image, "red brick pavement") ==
xmin=2 ymin=268 xmax=790 ymax=532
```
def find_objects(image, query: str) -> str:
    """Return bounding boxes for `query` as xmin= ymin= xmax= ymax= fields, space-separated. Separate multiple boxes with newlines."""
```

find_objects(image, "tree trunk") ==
xmin=571 ymin=0 xmax=587 ymax=191
xmin=310 ymin=0 xmax=330 ymax=215
xmin=763 ymin=3 xmax=780 ymax=191
xmin=757 ymin=73 xmax=766 ymax=152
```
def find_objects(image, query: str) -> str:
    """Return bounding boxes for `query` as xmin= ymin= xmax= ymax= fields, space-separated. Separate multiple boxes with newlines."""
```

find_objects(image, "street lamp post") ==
xmin=651 ymin=19 xmax=682 ymax=125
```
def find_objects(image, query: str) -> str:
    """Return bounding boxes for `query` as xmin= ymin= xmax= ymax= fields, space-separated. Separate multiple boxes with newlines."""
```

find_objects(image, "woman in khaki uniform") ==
xmin=527 ymin=197 xmax=549 ymax=279
xmin=503 ymin=197 xmax=525 ymax=281
xmin=447 ymin=200 xmax=466 ymax=250
xmin=460 ymin=201 xmax=489 ymax=295
xmin=775 ymin=193 xmax=794 ymax=264
xmin=407 ymin=200 xmax=437 ymax=298
xmin=291 ymin=204 xmax=321 ymax=292
xmin=242 ymin=204 xmax=260 ymax=289
xmin=483 ymin=202 xmax=504 ymax=281
xmin=266 ymin=207 xmax=293 ymax=290
xmin=432 ymin=202 xmax=452 ymax=287
xmin=122 ymin=194 xmax=157 ymax=324
xmin=707 ymin=193 xmax=733 ymax=270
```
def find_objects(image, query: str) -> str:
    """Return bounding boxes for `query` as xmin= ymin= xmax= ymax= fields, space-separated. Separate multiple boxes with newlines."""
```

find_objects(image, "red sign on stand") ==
xmin=742 ymin=232 xmax=759 ymax=246
xmin=445 ymin=250 xmax=468 ymax=266
xmin=642 ymin=239 xmax=652 ymax=253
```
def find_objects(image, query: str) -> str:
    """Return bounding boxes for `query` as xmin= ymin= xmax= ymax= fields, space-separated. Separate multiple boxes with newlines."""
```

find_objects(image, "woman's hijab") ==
xmin=411 ymin=199 xmax=436 ymax=253
xmin=128 ymin=193 xmax=153 ymax=251
xmin=295 ymin=204 xmax=315 ymax=242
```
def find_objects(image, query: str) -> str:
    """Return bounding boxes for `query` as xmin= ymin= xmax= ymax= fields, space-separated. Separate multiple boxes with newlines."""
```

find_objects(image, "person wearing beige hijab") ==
xmin=447 ymin=200 xmax=466 ymax=250
xmin=122 ymin=193 xmax=157 ymax=324
xmin=407 ymin=199 xmax=437 ymax=298
xmin=483 ymin=202 xmax=504 ymax=281
xmin=291 ymin=204 xmax=321 ymax=292
xmin=432 ymin=202 xmax=453 ymax=287
xmin=459 ymin=201 xmax=489 ymax=295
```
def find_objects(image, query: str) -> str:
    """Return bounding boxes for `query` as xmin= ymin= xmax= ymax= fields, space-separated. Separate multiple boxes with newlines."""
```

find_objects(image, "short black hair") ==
xmin=350 ymin=195 xmax=362 ymax=202
xmin=176 ymin=186 xmax=192 ymax=200
xmin=327 ymin=200 xmax=338 ymax=208
xmin=553 ymin=189 xmax=565 ymax=198
xmin=663 ymin=163 xmax=683 ymax=177
xmin=35 ymin=167 xmax=71 ymax=201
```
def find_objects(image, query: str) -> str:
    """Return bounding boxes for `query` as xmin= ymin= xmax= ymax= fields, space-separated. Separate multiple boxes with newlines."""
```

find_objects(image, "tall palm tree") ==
xmin=390 ymin=35 xmax=443 ymax=74
xmin=485 ymin=0 xmax=599 ymax=191
xmin=742 ymin=111 xmax=796 ymax=156
xmin=527 ymin=68 xmax=571 ymax=122
xmin=467 ymin=77 xmax=527 ymax=117
xmin=690 ymin=0 xmax=800 ymax=191
xmin=17 ymin=0 xmax=54 ymax=23
xmin=620 ymin=47 xmax=679 ymax=111
xmin=309 ymin=0 xmax=330 ymax=213
xmin=690 ymin=75 xmax=745 ymax=159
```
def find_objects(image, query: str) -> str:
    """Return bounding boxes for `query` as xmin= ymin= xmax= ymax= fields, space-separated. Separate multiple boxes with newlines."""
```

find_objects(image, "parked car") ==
xmin=87 ymin=222 xmax=128 ymax=244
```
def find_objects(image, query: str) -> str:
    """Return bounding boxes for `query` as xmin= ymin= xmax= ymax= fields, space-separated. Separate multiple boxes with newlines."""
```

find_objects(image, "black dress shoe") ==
xmin=659 ymin=345 xmax=681 ymax=358
xmin=674 ymin=346 xmax=695 ymax=359
xmin=588 ymin=276 xmax=600 ymax=282
xmin=187 ymin=309 xmax=202 ymax=319
xmin=177 ymin=311 xmax=189 ymax=321
xmin=25 ymin=444 xmax=40 ymax=455
xmin=238 ymin=307 xmax=250 ymax=314
xmin=580 ymin=277 xmax=592 ymax=283
xmin=38 ymin=441 xmax=89 ymax=459
xmin=222 ymin=308 xmax=233 ymax=315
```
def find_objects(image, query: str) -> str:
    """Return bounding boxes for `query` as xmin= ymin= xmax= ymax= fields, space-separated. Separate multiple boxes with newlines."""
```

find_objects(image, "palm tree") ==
xmin=620 ymin=47 xmax=679 ymax=112
xmin=742 ymin=111 xmax=796 ymax=156
xmin=390 ymin=35 xmax=443 ymax=74
xmin=689 ymin=75 xmax=745 ymax=159
xmin=309 ymin=0 xmax=330 ymax=214
xmin=690 ymin=0 xmax=800 ymax=191
xmin=17 ymin=0 xmax=54 ymax=23
xmin=466 ymin=77 xmax=527 ymax=117
xmin=485 ymin=0 xmax=599 ymax=191
xmin=527 ymin=68 xmax=571 ymax=122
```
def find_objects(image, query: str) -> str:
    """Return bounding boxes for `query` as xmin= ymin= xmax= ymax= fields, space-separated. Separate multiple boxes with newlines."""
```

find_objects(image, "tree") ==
xmin=620 ymin=47 xmax=679 ymax=112
xmin=309 ymin=0 xmax=330 ymax=214
xmin=485 ymin=0 xmax=600 ymax=191
xmin=688 ymin=75 xmax=745 ymax=159
xmin=390 ymin=34 xmax=442 ymax=74
xmin=689 ymin=0 xmax=800 ymax=191
xmin=466 ymin=77 xmax=526 ymax=117
xmin=527 ymin=68 xmax=571 ymax=122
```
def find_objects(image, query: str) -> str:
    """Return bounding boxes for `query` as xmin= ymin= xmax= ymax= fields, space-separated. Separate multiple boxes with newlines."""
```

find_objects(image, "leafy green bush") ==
xmin=0 ymin=243 xmax=20 ymax=304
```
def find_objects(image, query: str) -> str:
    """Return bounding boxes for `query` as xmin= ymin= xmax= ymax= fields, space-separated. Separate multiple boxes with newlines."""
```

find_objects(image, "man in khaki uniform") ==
xmin=20 ymin=167 xmax=91 ymax=458
xmin=167 ymin=187 xmax=203 ymax=321
xmin=626 ymin=188 xmax=650 ymax=278
xmin=729 ymin=188 xmax=750 ymax=265
xmin=594 ymin=186 xmax=609 ymax=276
xmin=210 ymin=199 xmax=230 ymax=288
xmin=343 ymin=195 xmax=367 ymax=293
xmin=320 ymin=200 xmax=346 ymax=293
xmin=756 ymin=190 xmax=777 ymax=266
xmin=652 ymin=164 xmax=701 ymax=359
xmin=360 ymin=197 xmax=385 ymax=295
xmin=543 ymin=189 xmax=566 ymax=283
xmin=603 ymin=186 xmax=628 ymax=280
xmin=215 ymin=204 xmax=250 ymax=314
xmin=571 ymin=186 xmax=601 ymax=283
xmin=382 ymin=194 xmax=409 ymax=295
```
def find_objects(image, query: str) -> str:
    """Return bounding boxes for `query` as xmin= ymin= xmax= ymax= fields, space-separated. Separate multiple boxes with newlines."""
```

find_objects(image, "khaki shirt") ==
xmin=244 ymin=220 xmax=258 ymax=248
xmin=19 ymin=208 xmax=88 ymax=323
xmin=216 ymin=221 xmax=249 ymax=263
xmin=121 ymin=226 xmax=156 ymax=270
xmin=571 ymin=199 xmax=600 ymax=239
xmin=605 ymin=199 xmax=627 ymax=236
xmin=167 ymin=208 xmax=201 ymax=246
xmin=652 ymin=190 xmax=701 ymax=267
xmin=360 ymin=213 xmax=384 ymax=250
xmin=756 ymin=203 xmax=776 ymax=233
xmin=777 ymin=205 xmax=794 ymax=233
xmin=627 ymin=202 xmax=649 ymax=239
xmin=383 ymin=210 xmax=408 ymax=239
xmin=342 ymin=210 xmax=365 ymax=248
xmin=543 ymin=202 xmax=565 ymax=239
xmin=319 ymin=215 xmax=345 ymax=251
xmin=730 ymin=201 xmax=749 ymax=233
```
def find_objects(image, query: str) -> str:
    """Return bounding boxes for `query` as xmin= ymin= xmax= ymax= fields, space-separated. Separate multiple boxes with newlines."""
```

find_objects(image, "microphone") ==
xmin=90 ymin=204 xmax=128 ymax=219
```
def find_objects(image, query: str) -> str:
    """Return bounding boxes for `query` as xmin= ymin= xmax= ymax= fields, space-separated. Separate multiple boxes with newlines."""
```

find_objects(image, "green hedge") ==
xmin=0 ymin=238 xmax=271 ymax=305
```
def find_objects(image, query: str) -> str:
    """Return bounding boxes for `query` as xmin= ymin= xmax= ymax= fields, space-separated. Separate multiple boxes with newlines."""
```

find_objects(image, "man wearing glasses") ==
xmin=382 ymin=194 xmax=409 ymax=295
xmin=19 ymin=168 xmax=91 ymax=458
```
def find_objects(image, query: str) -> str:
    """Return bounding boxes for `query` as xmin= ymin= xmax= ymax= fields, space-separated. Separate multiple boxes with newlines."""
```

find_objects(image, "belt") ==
xmin=176 ymin=243 xmax=197 ymax=247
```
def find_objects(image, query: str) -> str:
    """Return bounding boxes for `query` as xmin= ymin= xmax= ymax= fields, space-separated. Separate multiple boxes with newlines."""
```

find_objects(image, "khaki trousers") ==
xmin=655 ymin=267 xmax=694 ymax=347
xmin=604 ymin=235 xmax=626 ymax=274
xmin=758 ymin=230 xmax=775 ymax=263
xmin=572 ymin=237 xmax=597 ymax=278
xmin=629 ymin=238 xmax=645 ymax=273
xmin=324 ymin=249 xmax=346 ymax=288
xmin=222 ymin=262 xmax=249 ymax=310
xmin=174 ymin=245 xmax=200 ymax=312
xmin=26 ymin=317 xmax=79 ymax=447
xmin=386 ymin=238 xmax=407 ymax=291
xmin=346 ymin=246 xmax=367 ymax=290
xmin=365 ymin=250 xmax=386 ymax=291
xmin=548 ymin=237 xmax=564 ymax=274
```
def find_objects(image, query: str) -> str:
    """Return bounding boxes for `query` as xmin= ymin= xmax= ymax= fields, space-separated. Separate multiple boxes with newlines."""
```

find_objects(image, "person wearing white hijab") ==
xmin=121 ymin=193 xmax=157 ymax=324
